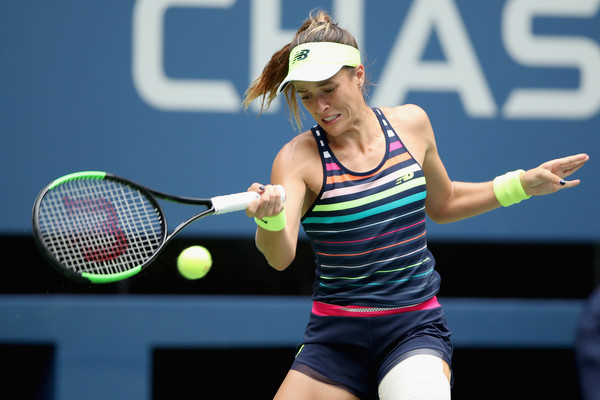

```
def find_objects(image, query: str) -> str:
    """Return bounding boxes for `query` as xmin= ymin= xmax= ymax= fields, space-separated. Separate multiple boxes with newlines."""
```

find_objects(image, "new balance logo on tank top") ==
xmin=301 ymin=108 xmax=440 ymax=307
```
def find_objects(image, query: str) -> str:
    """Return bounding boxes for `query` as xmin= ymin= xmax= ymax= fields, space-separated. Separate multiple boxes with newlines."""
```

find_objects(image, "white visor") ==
xmin=277 ymin=42 xmax=361 ymax=94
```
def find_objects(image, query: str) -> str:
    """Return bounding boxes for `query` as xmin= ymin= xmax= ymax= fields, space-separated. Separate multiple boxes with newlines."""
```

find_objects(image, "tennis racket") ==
xmin=32 ymin=171 xmax=284 ymax=284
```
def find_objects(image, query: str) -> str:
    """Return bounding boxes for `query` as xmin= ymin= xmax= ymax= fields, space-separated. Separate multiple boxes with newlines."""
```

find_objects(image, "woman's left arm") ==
xmin=414 ymin=108 xmax=589 ymax=224
xmin=422 ymin=143 xmax=501 ymax=224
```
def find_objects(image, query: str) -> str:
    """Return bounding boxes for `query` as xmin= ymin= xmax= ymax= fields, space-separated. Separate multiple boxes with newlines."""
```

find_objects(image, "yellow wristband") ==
xmin=493 ymin=169 xmax=531 ymax=207
xmin=254 ymin=209 xmax=287 ymax=231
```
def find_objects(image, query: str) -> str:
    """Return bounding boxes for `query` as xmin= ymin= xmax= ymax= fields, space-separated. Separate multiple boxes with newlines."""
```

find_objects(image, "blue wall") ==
xmin=2 ymin=0 xmax=599 ymax=241
xmin=0 ymin=295 xmax=584 ymax=399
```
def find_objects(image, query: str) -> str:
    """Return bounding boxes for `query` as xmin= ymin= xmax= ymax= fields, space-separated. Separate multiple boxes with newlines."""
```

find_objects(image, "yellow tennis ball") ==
xmin=177 ymin=246 xmax=212 ymax=280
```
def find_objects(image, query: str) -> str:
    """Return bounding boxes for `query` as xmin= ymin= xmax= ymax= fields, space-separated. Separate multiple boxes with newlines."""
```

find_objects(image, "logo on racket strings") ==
xmin=63 ymin=196 xmax=129 ymax=263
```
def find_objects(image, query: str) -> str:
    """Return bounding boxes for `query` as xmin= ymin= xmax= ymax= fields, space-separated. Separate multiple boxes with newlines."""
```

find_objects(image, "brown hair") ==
xmin=243 ymin=10 xmax=360 ymax=130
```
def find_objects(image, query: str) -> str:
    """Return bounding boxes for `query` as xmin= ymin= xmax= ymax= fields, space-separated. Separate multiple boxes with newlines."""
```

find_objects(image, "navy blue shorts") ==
xmin=291 ymin=300 xmax=453 ymax=399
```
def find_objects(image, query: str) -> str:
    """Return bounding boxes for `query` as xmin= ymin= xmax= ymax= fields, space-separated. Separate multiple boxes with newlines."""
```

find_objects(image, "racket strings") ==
xmin=37 ymin=179 xmax=164 ymax=275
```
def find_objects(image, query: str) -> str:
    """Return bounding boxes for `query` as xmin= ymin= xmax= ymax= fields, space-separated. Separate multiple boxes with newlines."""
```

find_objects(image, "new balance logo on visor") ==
xmin=292 ymin=49 xmax=310 ymax=64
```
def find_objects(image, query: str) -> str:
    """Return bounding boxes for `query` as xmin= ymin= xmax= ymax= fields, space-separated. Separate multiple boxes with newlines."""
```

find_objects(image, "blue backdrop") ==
xmin=2 ymin=0 xmax=598 ymax=241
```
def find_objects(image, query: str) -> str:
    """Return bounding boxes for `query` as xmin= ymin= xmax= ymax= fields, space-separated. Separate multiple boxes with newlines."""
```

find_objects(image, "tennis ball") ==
xmin=177 ymin=246 xmax=212 ymax=280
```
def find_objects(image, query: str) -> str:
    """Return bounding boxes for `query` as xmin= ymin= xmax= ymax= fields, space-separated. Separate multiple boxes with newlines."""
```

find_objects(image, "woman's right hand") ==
xmin=246 ymin=183 xmax=285 ymax=219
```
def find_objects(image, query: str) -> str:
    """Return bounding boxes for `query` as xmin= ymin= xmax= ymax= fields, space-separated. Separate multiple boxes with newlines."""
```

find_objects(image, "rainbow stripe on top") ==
xmin=301 ymin=108 xmax=440 ymax=307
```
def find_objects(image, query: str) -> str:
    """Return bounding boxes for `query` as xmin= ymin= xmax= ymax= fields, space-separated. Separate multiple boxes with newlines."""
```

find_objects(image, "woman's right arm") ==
xmin=247 ymin=133 xmax=319 ymax=270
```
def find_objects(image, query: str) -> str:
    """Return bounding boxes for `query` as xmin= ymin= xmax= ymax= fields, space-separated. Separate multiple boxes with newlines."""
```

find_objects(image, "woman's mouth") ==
xmin=323 ymin=114 xmax=340 ymax=123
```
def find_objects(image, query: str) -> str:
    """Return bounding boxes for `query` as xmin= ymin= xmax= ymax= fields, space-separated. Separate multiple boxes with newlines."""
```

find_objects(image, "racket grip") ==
xmin=212 ymin=185 xmax=286 ymax=215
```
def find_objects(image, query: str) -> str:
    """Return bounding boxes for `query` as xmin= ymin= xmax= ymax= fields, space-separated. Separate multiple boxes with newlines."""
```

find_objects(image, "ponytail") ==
xmin=243 ymin=43 xmax=296 ymax=121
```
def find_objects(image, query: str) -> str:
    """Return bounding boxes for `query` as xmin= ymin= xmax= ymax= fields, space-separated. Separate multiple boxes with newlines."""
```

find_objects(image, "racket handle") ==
xmin=212 ymin=185 xmax=286 ymax=215
xmin=212 ymin=192 xmax=259 ymax=215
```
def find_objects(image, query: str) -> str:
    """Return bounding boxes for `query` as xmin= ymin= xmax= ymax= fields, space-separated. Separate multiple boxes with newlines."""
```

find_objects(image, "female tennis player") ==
xmin=244 ymin=10 xmax=589 ymax=400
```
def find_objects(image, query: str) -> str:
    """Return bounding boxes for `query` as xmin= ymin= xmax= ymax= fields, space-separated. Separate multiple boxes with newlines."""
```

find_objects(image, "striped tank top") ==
xmin=301 ymin=108 xmax=440 ymax=307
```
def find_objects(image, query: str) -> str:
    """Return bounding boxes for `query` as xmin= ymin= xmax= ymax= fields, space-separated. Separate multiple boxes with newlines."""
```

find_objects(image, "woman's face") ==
xmin=293 ymin=66 xmax=365 ymax=136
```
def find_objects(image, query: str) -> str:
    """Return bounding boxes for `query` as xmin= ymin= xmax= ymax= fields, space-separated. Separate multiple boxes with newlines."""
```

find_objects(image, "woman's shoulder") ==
xmin=377 ymin=104 xmax=430 ymax=125
xmin=273 ymin=128 xmax=323 ymax=195
xmin=285 ymin=129 xmax=318 ymax=153
xmin=275 ymin=129 xmax=320 ymax=168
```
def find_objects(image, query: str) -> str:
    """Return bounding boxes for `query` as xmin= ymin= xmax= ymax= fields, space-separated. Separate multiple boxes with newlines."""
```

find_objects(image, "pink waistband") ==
xmin=311 ymin=296 xmax=441 ymax=317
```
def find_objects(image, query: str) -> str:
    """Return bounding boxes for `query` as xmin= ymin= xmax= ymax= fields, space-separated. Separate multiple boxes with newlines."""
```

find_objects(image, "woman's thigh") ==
xmin=273 ymin=369 xmax=360 ymax=400
xmin=378 ymin=354 xmax=451 ymax=400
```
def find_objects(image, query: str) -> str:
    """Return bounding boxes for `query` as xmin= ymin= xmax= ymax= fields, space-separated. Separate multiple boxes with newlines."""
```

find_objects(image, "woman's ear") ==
xmin=355 ymin=64 xmax=365 ymax=88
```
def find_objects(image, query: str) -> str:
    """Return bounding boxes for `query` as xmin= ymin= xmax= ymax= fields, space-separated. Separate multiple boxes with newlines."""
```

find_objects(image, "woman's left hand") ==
xmin=520 ymin=153 xmax=589 ymax=196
